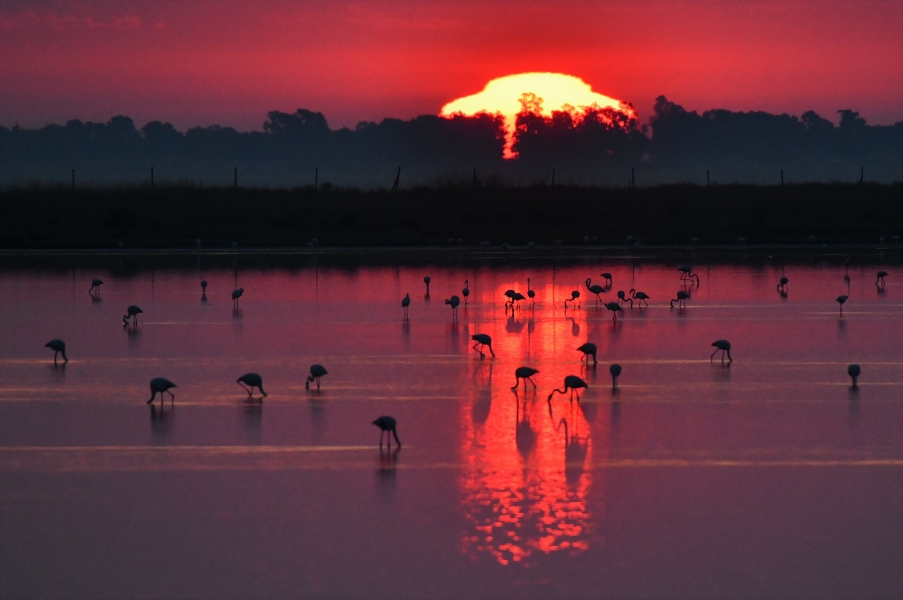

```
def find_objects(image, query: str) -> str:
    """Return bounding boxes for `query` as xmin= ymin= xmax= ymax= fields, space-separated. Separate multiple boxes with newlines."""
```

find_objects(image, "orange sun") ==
xmin=441 ymin=72 xmax=633 ymax=158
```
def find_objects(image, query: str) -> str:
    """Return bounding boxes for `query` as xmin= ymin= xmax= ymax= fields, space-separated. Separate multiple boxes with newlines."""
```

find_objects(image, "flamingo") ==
xmin=847 ymin=364 xmax=860 ymax=388
xmin=600 ymin=272 xmax=613 ymax=287
xmin=471 ymin=334 xmax=495 ymax=359
xmin=629 ymin=289 xmax=650 ymax=307
xmin=547 ymin=375 xmax=588 ymax=403
xmin=445 ymin=295 xmax=460 ymax=319
xmin=711 ymin=340 xmax=733 ymax=363
xmin=423 ymin=276 xmax=431 ymax=295
xmin=89 ymin=278 xmax=103 ymax=294
xmin=604 ymin=302 xmax=623 ymax=321
xmin=564 ymin=290 xmax=580 ymax=309
xmin=512 ymin=366 xmax=540 ymax=390
xmin=836 ymin=295 xmax=848 ymax=313
xmin=577 ymin=342 xmax=597 ymax=365
xmin=777 ymin=277 xmax=789 ymax=293
xmin=876 ymin=271 xmax=888 ymax=287
xmin=306 ymin=364 xmax=328 ymax=390
xmin=503 ymin=289 xmax=516 ymax=308
xmin=585 ymin=278 xmax=606 ymax=305
xmin=527 ymin=278 xmax=535 ymax=305
xmin=462 ymin=280 xmax=470 ymax=305
xmin=373 ymin=416 xmax=401 ymax=448
xmin=237 ymin=373 xmax=267 ymax=397
xmin=232 ymin=288 xmax=244 ymax=308
xmin=147 ymin=377 xmax=176 ymax=405
xmin=44 ymin=339 xmax=68 ymax=363
xmin=509 ymin=291 xmax=526 ymax=309
xmin=201 ymin=280 xmax=208 ymax=292
xmin=401 ymin=293 xmax=410 ymax=315
xmin=123 ymin=305 xmax=143 ymax=325
xmin=670 ymin=290 xmax=690 ymax=308
xmin=678 ymin=265 xmax=700 ymax=285
xmin=617 ymin=290 xmax=633 ymax=308
xmin=609 ymin=363 xmax=622 ymax=390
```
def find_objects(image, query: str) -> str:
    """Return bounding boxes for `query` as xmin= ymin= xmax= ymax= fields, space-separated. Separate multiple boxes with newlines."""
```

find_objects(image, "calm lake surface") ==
xmin=1 ymin=250 xmax=901 ymax=599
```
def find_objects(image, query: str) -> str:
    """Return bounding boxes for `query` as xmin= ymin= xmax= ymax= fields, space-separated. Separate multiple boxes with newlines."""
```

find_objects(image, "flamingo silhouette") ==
xmin=876 ymin=271 xmax=887 ymax=287
xmin=373 ymin=416 xmax=401 ymax=448
xmin=232 ymin=288 xmax=244 ymax=308
xmin=89 ymin=278 xmax=103 ymax=294
xmin=577 ymin=342 xmax=597 ymax=365
xmin=670 ymin=290 xmax=690 ymax=308
xmin=547 ymin=375 xmax=588 ymax=403
xmin=424 ymin=276 xmax=431 ymax=295
xmin=471 ymin=334 xmax=495 ymax=359
xmin=462 ymin=280 xmax=470 ymax=305
xmin=604 ymin=302 xmax=623 ymax=321
xmin=527 ymin=278 xmax=535 ymax=305
xmin=711 ymin=340 xmax=733 ymax=363
xmin=586 ymin=278 xmax=606 ymax=305
xmin=147 ymin=377 xmax=176 ymax=405
xmin=847 ymin=364 xmax=861 ymax=388
xmin=678 ymin=265 xmax=700 ymax=285
xmin=600 ymin=272 xmax=613 ymax=287
xmin=609 ymin=363 xmax=622 ymax=390
xmin=306 ymin=364 xmax=328 ymax=390
xmin=445 ymin=295 xmax=460 ymax=319
xmin=836 ymin=295 xmax=848 ymax=314
xmin=401 ymin=293 xmax=410 ymax=316
xmin=777 ymin=277 xmax=789 ymax=293
xmin=564 ymin=290 xmax=580 ymax=309
xmin=630 ymin=289 xmax=650 ymax=307
xmin=511 ymin=366 xmax=539 ymax=390
xmin=123 ymin=305 xmax=143 ymax=325
xmin=45 ymin=339 xmax=68 ymax=363
xmin=617 ymin=290 xmax=633 ymax=307
xmin=237 ymin=373 xmax=267 ymax=397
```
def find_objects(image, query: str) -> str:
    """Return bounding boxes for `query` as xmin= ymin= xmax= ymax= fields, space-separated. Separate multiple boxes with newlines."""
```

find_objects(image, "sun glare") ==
xmin=440 ymin=73 xmax=632 ymax=158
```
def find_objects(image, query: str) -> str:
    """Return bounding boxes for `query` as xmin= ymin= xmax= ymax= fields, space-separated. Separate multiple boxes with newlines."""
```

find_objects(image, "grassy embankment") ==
xmin=0 ymin=182 xmax=900 ymax=249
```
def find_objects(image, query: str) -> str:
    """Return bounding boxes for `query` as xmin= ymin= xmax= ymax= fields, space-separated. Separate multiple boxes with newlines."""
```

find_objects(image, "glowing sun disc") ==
xmin=441 ymin=72 xmax=630 ymax=158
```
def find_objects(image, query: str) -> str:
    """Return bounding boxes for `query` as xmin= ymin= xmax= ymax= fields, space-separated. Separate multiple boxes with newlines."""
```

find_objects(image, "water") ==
xmin=1 ymin=251 xmax=901 ymax=599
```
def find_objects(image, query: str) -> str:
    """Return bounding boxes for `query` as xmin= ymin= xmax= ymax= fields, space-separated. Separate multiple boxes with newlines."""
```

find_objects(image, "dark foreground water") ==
xmin=1 ymin=250 xmax=901 ymax=599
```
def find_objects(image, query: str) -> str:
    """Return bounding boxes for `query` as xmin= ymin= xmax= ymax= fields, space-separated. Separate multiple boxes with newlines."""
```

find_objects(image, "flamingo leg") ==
xmin=528 ymin=377 xmax=537 ymax=389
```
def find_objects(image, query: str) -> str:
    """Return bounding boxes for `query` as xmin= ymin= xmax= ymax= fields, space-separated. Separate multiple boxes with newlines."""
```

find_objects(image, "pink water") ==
xmin=1 ymin=252 xmax=901 ymax=599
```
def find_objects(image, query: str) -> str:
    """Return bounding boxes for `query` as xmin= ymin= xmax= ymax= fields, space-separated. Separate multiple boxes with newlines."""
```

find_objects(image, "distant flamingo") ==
xmin=876 ymin=271 xmax=888 ymax=287
xmin=462 ymin=280 xmax=470 ymax=305
xmin=306 ymin=364 xmax=328 ymax=390
xmin=509 ymin=291 xmax=526 ymax=309
xmin=504 ymin=289 xmax=516 ymax=308
xmin=401 ymin=293 xmax=410 ymax=315
xmin=232 ymin=288 xmax=244 ymax=308
xmin=511 ymin=366 xmax=540 ymax=390
xmin=836 ymin=295 xmax=848 ymax=313
xmin=777 ymin=276 xmax=789 ymax=293
xmin=373 ymin=416 xmax=401 ymax=448
xmin=617 ymin=290 xmax=633 ymax=308
xmin=678 ymin=265 xmax=700 ymax=285
xmin=577 ymin=342 xmax=597 ymax=365
xmin=237 ymin=373 xmax=267 ymax=397
xmin=670 ymin=290 xmax=690 ymax=308
xmin=471 ymin=333 xmax=495 ymax=359
xmin=547 ymin=375 xmax=588 ymax=403
xmin=630 ymin=289 xmax=650 ymax=307
xmin=201 ymin=280 xmax=208 ymax=292
xmin=147 ymin=377 xmax=176 ymax=405
xmin=847 ymin=364 xmax=861 ymax=388
xmin=609 ymin=363 xmax=622 ymax=390
xmin=89 ymin=278 xmax=103 ymax=294
xmin=585 ymin=278 xmax=606 ymax=305
xmin=527 ymin=278 xmax=535 ymax=305
xmin=445 ymin=295 xmax=460 ymax=319
xmin=604 ymin=302 xmax=623 ymax=321
xmin=711 ymin=340 xmax=733 ymax=363
xmin=44 ymin=339 xmax=68 ymax=363
xmin=424 ymin=276 xmax=431 ymax=295
xmin=123 ymin=305 xmax=143 ymax=325
xmin=600 ymin=272 xmax=613 ymax=287
xmin=564 ymin=290 xmax=580 ymax=309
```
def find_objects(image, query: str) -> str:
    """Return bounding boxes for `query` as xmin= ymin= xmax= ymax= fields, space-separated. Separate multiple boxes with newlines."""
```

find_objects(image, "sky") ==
xmin=2 ymin=0 xmax=902 ymax=131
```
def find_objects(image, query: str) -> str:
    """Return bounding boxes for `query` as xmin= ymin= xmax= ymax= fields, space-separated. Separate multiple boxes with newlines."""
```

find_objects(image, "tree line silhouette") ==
xmin=1 ymin=96 xmax=900 ymax=187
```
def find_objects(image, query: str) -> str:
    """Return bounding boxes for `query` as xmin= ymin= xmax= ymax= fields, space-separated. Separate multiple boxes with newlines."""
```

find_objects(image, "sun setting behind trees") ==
xmin=441 ymin=73 xmax=636 ymax=158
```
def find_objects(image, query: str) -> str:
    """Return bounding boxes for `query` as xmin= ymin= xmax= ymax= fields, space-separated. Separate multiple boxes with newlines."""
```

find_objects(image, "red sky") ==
xmin=2 ymin=0 xmax=901 ymax=131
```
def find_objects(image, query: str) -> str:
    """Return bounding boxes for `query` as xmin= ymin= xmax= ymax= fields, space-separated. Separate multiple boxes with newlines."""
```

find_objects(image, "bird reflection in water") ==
xmin=471 ymin=362 xmax=493 ymax=425
xmin=376 ymin=446 xmax=400 ymax=497
xmin=506 ymin=313 xmax=525 ymax=335
xmin=149 ymin=404 xmax=174 ymax=445
xmin=567 ymin=313 xmax=580 ymax=337
xmin=232 ymin=308 xmax=243 ymax=320
xmin=459 ymin=379 xmax=598 ymax=566
xmin=243 ymin=400 xmax=262 ymax=445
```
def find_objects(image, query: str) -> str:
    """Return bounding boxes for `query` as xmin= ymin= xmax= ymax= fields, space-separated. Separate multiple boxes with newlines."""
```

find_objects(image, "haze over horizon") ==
xmin=1 ymin=0 xmax=901 ymax=131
